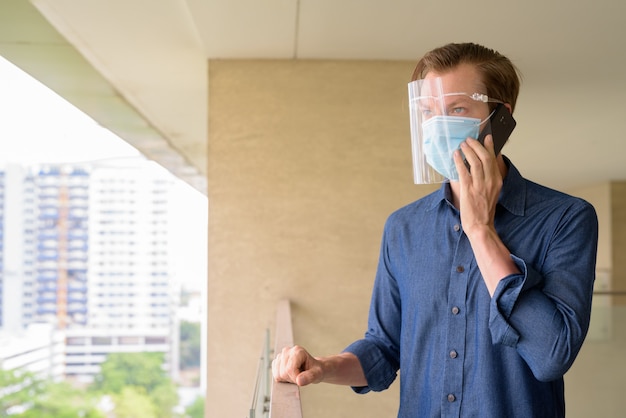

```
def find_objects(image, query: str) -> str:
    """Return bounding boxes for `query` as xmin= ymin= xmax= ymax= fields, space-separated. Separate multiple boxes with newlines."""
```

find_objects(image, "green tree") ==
xmin=180 ymin=321 xmax=200 ymax=369
xmin=0 ymin=371 xmax=103 ymax=418
xmin=92 ymin=352 xmax=169 ymax=394
xmin=113 ymin=387 xmax=157 ymax=418
xmin=17 ymin=381 xmax=104 ymax=418
xmin=151 ymin=380 xmax=179 ymax=418
xmin=0 ymin=369 xmax=45 ymax=416
xmin=90 ymin=352 xmax=179 ymax=418
xmin=185 ymin=396 xmax=205 ymax=418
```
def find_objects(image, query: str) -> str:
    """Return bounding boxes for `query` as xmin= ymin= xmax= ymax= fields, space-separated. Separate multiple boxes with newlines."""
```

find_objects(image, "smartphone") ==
xmin=464 ymin=103 xmax=516 ymax=170
xmin=477 ymin=103 xmax=516 ymax=155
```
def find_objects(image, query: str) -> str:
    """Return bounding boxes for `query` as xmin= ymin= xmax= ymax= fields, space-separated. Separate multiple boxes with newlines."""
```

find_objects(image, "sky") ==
xmin=0 ymin=56 xmax=142 ymax=164
xmin=0 ymin=55 xmax=207 ymax=292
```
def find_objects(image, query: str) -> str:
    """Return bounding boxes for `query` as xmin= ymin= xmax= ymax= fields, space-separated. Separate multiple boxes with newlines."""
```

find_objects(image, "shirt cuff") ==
xmin=343 ymin=339 xmax=398 ymax=393
xmin=489 ymin=254 xmax=527 ymax=347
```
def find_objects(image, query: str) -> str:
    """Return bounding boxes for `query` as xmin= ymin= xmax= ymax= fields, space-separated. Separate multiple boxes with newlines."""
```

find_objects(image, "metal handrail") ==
xmin=248 ymin=300 xmax=303 ymax=418
xmin=269 ymin=300 xmax=303 ymax=418
xmin=249 ymin=329 xmax=271 ymax=418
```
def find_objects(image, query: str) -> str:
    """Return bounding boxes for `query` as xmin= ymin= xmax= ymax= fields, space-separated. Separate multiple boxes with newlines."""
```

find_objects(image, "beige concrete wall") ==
xmin=610 ymin=182 xmax=626 ymax=304
xmin=574 ymin=181 xmax=626 ymax=302
xmin=206 ymin=59 xmax=438 ymax=417
xmin=570 ymin=183 xmax=611 ymax=273
xmin=563 ymin=182 xmax=625 ymax=417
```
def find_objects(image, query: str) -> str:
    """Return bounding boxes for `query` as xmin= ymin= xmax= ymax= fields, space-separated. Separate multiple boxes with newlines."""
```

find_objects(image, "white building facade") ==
xmin=0 ymin=162 xmax=180 ymax=383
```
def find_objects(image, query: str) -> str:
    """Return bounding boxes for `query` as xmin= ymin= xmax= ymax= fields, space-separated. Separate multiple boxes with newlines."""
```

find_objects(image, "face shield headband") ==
xmin=408 ymin=78 xmax=502 ymax=184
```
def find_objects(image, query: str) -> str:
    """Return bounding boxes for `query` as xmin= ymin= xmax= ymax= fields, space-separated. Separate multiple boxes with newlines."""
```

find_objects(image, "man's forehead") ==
xmin=419 ymin=81 xmax=485 ymax=97
xmin=421 ymin=66 xmax=485 ymax=95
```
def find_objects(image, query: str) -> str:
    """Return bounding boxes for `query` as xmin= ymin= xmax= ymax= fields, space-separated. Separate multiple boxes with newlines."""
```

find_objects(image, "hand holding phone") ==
xmin=465 ymin=103 xmax=516 ymax=169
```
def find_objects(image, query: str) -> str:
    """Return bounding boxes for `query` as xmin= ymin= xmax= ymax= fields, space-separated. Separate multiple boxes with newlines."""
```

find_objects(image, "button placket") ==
xmin=442 ymin=228 xmax=470 ymax=415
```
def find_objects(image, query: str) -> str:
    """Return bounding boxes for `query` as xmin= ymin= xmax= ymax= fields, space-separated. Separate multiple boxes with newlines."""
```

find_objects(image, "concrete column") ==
xmin=206 ymin=59 xmax=436 ymax=417
xmin=611 ymin=181 xmax=626 ymax=304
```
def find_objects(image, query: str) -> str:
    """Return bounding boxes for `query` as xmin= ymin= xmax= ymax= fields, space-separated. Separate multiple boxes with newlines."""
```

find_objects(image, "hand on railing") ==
xmin=272 ymin=345 xmax=323 ymax=386
xmin=268 ymin=301 xmax=303 ymax=418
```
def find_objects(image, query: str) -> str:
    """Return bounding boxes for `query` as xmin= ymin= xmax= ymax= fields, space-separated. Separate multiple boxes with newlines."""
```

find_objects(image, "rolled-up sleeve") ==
xmin=489 ymin=200 xmax=598 ymax=382
xmin=343 ymin=337 xmax=398 ymax=393
xmin=489 ymin=255 xmax=528 ymax=347
xmin=343 ymin=222 xmax=402 ymax=393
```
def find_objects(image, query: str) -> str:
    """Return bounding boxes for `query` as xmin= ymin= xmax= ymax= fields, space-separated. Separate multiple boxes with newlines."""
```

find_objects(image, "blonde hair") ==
xmin=411 ymin=43 xmax=521 ymax=112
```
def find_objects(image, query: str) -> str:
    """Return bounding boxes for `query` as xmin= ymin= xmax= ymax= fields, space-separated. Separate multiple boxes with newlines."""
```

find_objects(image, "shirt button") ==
xmin=451 ymin=306 xmax=460 ymax=315
xmin=449 ymin=350 xmax=458 ymax=359
xmin=453 ymin=224 xmax=460 ymax=232
xmin=447 ymin=394 xmax=456 ymax=402
xmin=456 ymin=265 xmax=464 ymax=273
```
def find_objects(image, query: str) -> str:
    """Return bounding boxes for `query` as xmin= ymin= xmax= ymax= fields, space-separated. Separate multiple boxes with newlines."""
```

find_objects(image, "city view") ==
xmin=0 ymin=56 xmax=207 ymax=417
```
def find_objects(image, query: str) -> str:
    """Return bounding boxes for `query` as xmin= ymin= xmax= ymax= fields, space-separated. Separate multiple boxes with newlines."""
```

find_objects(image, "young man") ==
xmin=273 ymin=43 xmax=598 ymax=417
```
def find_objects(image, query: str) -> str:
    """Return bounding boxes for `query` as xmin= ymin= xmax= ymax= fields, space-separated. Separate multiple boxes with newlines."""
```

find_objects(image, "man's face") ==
xmin=420 ymin=63 xmax=491 ymax=121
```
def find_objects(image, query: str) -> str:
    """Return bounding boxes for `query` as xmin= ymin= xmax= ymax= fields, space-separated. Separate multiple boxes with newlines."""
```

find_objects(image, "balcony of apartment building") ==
xmin=35 ymin=292 xmax=56 ymax=305
xmin=66 ymin=293 xmax=87 ymax=305
xmin=37 ymin=207 xmax=59 ymax=220
xmin=36 ymin=249 xmax=58 ymax=262
xmin=67 ymin=228 xmax=88 ymax=241
xmin=36 ymin=230 xmax=58 ymax=241
xmin=67 ymin=281 xmax=87 ymax=293
xmin=67 ymin=187 xmax=89 ymax=201
xmin=67 ymin=207 xmax=88 ymax=220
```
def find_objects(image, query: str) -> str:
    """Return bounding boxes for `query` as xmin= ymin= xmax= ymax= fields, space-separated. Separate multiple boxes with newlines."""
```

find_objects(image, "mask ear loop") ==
xmin=479 ymin=107 xmax=497 ymax=126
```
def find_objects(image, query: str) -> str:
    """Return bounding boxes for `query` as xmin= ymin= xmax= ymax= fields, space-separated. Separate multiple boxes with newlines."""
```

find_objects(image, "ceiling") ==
xmin=1 ymin=0 xmax=625 ymax=193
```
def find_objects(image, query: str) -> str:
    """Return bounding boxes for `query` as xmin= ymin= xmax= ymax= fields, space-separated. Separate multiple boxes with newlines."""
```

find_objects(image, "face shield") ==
xmin=408 ymin=78 xmax=502 ymax=184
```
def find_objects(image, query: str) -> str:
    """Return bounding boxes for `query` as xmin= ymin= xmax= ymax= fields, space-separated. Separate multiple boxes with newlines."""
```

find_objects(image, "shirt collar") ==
xmin=498 ymin=156 xmax=526 ymax=216
xmin=428 ymin=155 xmax=526 ymax=216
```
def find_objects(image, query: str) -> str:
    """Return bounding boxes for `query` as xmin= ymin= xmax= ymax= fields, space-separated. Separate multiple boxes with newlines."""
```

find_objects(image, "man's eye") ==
xmin=450 ymin=107 xmax=466 ymax=115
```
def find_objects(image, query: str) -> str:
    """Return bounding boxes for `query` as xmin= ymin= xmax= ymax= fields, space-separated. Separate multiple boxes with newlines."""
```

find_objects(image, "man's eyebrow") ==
xmin=444 ymin=96 xmax=472 ymax=107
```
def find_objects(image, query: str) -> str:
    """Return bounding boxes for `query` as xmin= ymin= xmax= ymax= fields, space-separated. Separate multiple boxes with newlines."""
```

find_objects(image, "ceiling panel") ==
xmin=187 ymin=0 xmax=300 ymax=58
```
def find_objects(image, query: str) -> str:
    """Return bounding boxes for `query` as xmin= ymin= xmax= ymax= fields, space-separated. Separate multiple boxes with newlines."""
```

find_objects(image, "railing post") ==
xmin=269 ymin=300 xmax=303 ymax=418
xmin=263 ymin=327 xmax=271 ymax=416
xmin=249 ymin=328 xmax=271 ymax=418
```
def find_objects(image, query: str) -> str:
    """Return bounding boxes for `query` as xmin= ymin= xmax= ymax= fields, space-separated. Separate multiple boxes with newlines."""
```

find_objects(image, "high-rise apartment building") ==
xmin=0 ymin=161 xmax=180 ymax=383
xmin=34 ymin=165 xmax=90 ymax=328
xmin=1 ymin=165 xmax=37 ymax=333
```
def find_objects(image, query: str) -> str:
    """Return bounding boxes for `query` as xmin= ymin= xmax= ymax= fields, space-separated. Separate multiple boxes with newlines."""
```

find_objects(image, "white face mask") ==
xmin=421 ymin=116 xmax=480 ymax=180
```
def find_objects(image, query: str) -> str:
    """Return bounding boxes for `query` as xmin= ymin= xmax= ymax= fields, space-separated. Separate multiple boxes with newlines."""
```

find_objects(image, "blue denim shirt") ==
xmin=344 ymin=158 xmax=598 ymax=418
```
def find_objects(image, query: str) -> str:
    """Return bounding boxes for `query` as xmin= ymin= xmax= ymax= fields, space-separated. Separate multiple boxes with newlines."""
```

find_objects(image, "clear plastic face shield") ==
xmin=408 ymin=78 xmax=501 ymax=184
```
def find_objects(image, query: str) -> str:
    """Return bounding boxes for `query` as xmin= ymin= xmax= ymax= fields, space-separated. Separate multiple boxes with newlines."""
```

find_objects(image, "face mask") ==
xmin=422 ymin=116 xmax=480 ymax=181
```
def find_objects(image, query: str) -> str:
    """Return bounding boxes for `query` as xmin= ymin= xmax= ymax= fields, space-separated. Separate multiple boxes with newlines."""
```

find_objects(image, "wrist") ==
xmin=464 ymin=223 xmax=495 ymax=242
xmin=315 ymin=353 xmax=366 ymax=386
